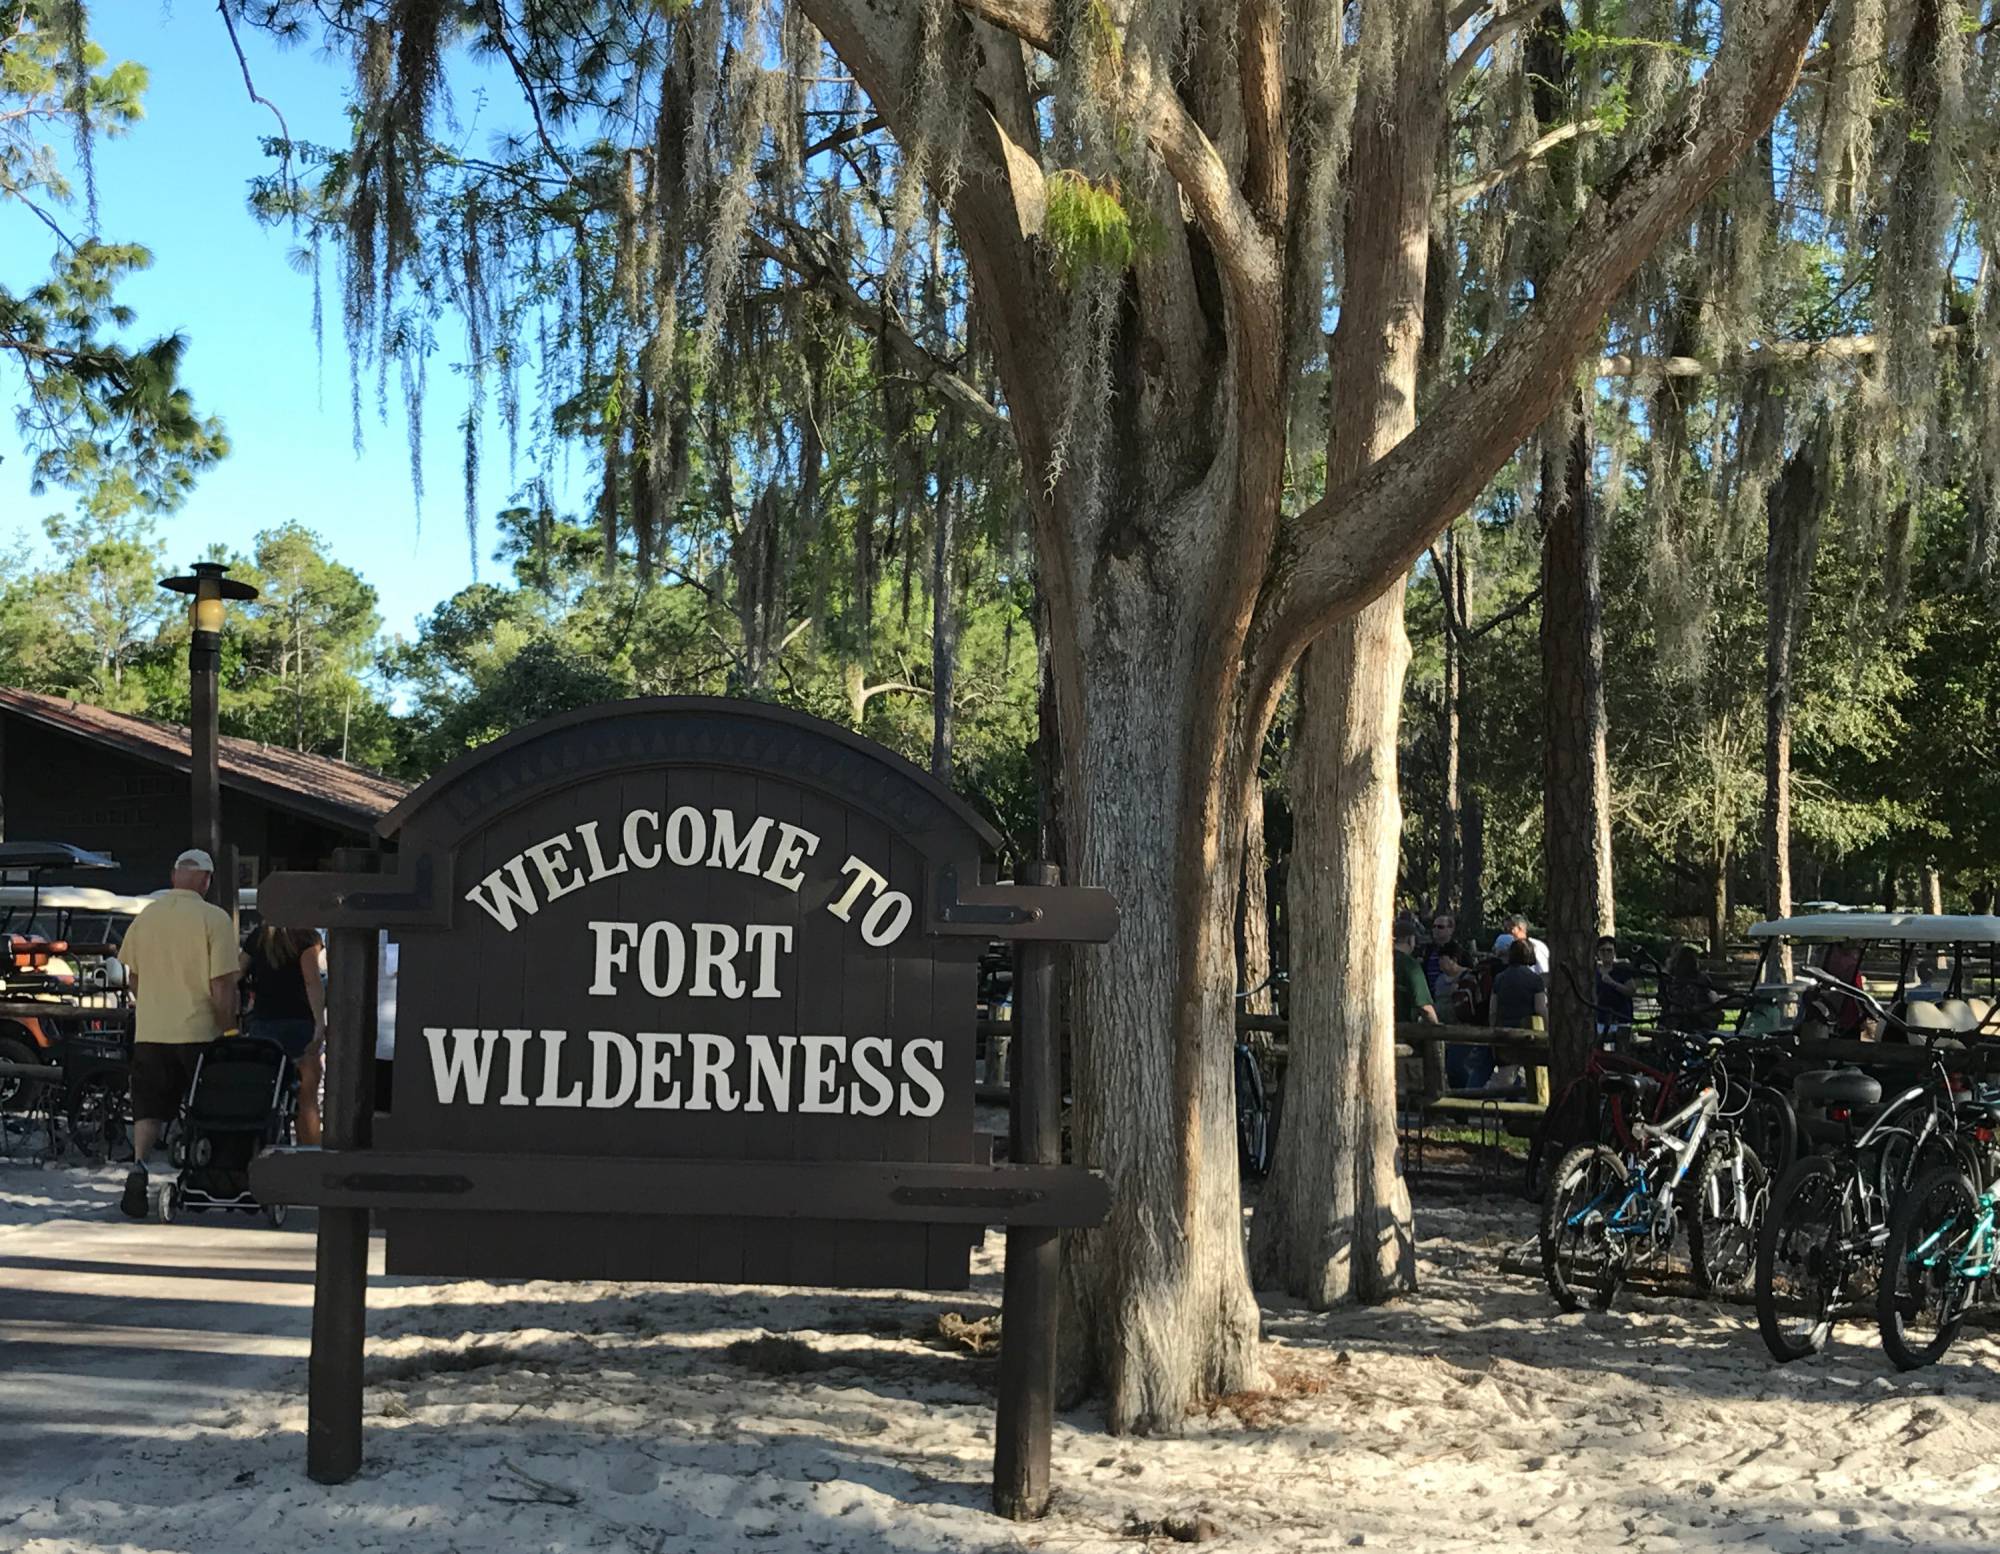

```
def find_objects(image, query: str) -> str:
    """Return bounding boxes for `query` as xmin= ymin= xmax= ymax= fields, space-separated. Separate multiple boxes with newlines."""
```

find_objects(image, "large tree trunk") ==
xmin=1761 ymin=438 xmax=1822 ymax=975
xmin=1063 ymin=607 xmax=1263 ymax=1429
xmin=1539 ymin=396 xmax=1614 ymax=1083
xmin=1237 ymin=783 xmax=1274 ymax=1014
xmin=1249 ymin=586 xmax=1417 ymax=1305
xmin=1247 ymin=0 xmax=1440 ymax=1307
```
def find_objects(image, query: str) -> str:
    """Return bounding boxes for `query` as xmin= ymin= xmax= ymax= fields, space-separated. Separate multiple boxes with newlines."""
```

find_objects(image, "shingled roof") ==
xmin=0 ymin=687 xmax=409 ymax=832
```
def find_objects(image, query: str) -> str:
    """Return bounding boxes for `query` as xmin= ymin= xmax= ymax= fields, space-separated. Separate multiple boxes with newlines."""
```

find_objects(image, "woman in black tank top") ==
xmin=241 ymin=923 xmax=326 ymax=1142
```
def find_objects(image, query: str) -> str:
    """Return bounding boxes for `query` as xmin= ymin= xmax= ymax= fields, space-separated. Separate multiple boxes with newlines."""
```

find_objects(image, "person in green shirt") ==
xmin=1393 ymin=928 xmax=1438 ymax=1024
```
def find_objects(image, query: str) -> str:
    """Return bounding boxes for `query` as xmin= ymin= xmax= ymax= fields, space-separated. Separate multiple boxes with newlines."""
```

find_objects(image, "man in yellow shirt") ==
xmin=115 ymin=848 xmax=241 ymax=1218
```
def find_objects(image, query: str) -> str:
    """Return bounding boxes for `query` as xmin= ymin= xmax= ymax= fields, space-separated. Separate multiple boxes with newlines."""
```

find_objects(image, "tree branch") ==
xmin=218 ymin=0 xmax=296 ymax=194
xmin=1239 ymin=0 xmax=1287 ymax=223
xmin=1597 ymin=325 xmax=1959 ymax=379
xmin=1251 ymin=0 xmax=1834 ymax=704
xmin=1426 ymin=549 xmax=1543 ymax=641
xmin=1447 ymin=1 xmax=1540 ymax=93
xmin=1449 ymin=121 xmax=1595 ymax=204
xmin=479 ymin=0 xmax=575 ymax=176
xmin=855 ymin=679 xmax=930 ymax=707
xmin=803 ymin=114 xmax=885 ymax=160
xmin=950 ymin=0 xmax=1280 ymax=301
xmin=793 ymin=0 xmax=1056 ymax=473
xmin=748 ymin=227 xmax=1009 ymax=435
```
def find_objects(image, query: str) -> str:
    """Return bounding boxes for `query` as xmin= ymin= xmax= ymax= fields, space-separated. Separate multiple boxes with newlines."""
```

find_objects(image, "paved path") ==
xmin=0 ymin=1189 xmax=376 ymax=1493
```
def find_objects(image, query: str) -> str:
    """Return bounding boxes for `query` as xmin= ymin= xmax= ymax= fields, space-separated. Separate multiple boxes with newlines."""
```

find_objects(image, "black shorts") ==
xmin=130 ymin=1042 xmax=206 ymax=1123
xmin=247 ymin=1016 xmax=319 ymax=1061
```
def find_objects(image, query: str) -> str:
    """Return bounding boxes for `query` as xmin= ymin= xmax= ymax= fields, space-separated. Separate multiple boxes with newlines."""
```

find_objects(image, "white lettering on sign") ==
xmin=423 ymin=1026 xmax=948 ymax=1117
xmin=459 ymin=807 xmax=911 ymax=946
xmin=826 ymin=856 xmax=913 ymax=947
xmin=588 ymin=919 xmax=795 ymax=1000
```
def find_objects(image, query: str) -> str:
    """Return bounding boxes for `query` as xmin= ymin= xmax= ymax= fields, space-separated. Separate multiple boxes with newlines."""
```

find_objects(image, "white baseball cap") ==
xmin=174 ymin=848 xmax=216 ymax=873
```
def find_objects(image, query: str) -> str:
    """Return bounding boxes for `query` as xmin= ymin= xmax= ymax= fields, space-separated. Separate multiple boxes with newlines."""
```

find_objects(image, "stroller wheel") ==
xmin=169 ymin=1138 xmax=186 ymax=1169
xmin=192 ymin=1136 xmax=213 ymax=1167
xmin=154 ymin=1182 xmax=179 ymax=1224
xmin=264 ymin=1202 xmax=288 ymax=1229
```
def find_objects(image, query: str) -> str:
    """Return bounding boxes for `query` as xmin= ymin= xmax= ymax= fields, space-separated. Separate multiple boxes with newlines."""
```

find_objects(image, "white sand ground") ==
xmin=4 ymin=1158 xmax=2000 ymax=1553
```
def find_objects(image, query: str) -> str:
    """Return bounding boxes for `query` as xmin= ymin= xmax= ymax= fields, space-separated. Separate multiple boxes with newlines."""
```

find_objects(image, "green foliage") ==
xmin=1 ymin=5 xmax=227 ymax=510
xmin=0 ymin=515 xmax=397 ymax=769
xmin=222 ymin=523 xmax=395 ymax=762
xmin=1043 ymin=171 xmax=1155 ymax=283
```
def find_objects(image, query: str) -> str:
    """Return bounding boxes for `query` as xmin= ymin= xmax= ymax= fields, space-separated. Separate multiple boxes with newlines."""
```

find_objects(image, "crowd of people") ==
xmin=1390 ymin=911 xmax=1645 ymax=1094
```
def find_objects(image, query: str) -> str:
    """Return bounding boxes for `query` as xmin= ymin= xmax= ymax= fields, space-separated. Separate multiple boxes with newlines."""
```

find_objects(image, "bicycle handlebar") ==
xmin=1796 ymin=964 xmax=1888 ymax=1019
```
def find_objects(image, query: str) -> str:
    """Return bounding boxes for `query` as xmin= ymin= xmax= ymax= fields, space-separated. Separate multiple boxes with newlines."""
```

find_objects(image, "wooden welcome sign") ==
xmin=251 ymin=697 xmax=1114 ymax=1517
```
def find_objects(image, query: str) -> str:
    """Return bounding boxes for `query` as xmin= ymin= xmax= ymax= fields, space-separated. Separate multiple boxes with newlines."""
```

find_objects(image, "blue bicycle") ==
xmin=1540 ymin=1036 xmax=1770 ymax=1311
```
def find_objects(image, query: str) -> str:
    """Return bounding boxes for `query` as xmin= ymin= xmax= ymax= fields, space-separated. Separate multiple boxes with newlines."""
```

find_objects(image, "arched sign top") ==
xmin=377 ymin=696 xmax=1003 ymax=860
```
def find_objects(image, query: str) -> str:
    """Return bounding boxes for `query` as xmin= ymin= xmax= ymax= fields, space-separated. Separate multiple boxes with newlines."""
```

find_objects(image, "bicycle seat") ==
xmin=1600 ymin=1071 xmax=1656 ymax=1102
xmin=1793 ymin=1068 xmax=1882 ymax=1108
xmin=1954 ymin=1098 xmax=2000 ymax=1129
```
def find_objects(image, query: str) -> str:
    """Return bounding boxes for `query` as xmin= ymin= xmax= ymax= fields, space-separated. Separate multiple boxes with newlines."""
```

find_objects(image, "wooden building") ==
xmin=0 ymin=688 xmax=407 ymax=895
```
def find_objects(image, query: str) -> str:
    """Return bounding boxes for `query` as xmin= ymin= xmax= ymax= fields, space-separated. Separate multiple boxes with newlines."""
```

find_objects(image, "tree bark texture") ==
xmin=1711 ymin=846 xmax=1731 ymax=953
xmin=1461 ymin=792 xmax=1486 ymax=942
xmin=1457 ymin=546 xmax=1485 ymax=938
xmin=1437 ymin=531 xmax=1462 ymax=917
xmin=792 ymin=0 xmax=1833 ymax=1425
xmin=1237 ymin=783 xmax=1275 ymax=1013
xmin=1250 ymin=585 xmax=1418 ymax=1305
xmin=1762 ymin=439 xmax=1822 ymax=974
xmin=1250 ymin=0 xmax=1440 ymax=1306
xmin=931 ymin=467 xmax=960 ymax=784
xmin=1539 ymin=397 xmax=1614 ymax=1083
xmin=1061 ymin=604 xmax=1264 ymax=1429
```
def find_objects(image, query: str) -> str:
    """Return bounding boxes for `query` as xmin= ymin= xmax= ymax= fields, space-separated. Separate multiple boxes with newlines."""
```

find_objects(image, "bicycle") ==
xmin=1755 ymin=1009 xmax=1983 ymax=1361
xmin=1540 ymin=1035 xmax=1770 ymax=1310
xmin=1875 ymin=1090 xmax=2000 ymax=1369
xmin=1528 ymin=970 xmax=1798 ymax=1200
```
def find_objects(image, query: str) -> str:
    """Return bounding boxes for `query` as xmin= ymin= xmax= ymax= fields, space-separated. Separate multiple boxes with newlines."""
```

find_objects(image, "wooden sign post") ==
xmin=250 ymin=698 xmax=1114 ymax=1519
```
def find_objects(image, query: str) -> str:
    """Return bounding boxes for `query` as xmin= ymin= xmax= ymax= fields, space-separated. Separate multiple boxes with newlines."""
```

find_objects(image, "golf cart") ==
xmin=0 ymin=842 xmax=129 ymax=1117
xmin=1744 ymin=913 xmax=2000 ymax=1045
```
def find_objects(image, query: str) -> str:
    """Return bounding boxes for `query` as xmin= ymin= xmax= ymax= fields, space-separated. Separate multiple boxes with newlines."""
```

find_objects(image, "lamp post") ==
xmin=160 ymin=561 xmax=258 ymax=910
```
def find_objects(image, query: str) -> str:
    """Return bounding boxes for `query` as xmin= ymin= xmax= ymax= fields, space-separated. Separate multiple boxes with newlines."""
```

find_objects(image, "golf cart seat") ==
xmin=1905 ymin=999 xmax=1983 ymax=1035
xmin=1793 ymin=1068 xmax=1882 ymax=1109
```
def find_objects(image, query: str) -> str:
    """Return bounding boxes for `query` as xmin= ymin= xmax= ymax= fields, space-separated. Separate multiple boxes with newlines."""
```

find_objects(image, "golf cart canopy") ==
xmin=0 ymin=842 xmax=118 ymax=875
xmin=1748 ymin=913 xmax=2000 ymax=945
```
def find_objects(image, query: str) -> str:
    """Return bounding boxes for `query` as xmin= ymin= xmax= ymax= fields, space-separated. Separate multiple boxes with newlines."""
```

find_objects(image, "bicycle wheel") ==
xmin=1756 ymin=1156 xmax=1852 ymax=1360
xmin=1687 ymin=1137 xmax=1769 ymax=1296
xmin=1541 ymin=1143 xmax=1629 ymax=1312
xmin=1877 ymin=1164 xmax=1981 ymax=1370
xmin=66 ymin=1074 xmax=129 ymax=1164
xmin=1525 ymin=1080 xmax=1606 ymax=1202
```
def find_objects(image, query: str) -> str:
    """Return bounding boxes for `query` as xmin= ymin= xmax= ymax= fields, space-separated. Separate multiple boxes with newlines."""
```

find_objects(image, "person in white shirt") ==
xmin=1491 ymin=915 xmax=1551 ymax=975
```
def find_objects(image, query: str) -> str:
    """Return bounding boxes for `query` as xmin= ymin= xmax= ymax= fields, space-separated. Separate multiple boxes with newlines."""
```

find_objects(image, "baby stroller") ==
xmin=157 ymin=1036 xmax=295 ymax=1226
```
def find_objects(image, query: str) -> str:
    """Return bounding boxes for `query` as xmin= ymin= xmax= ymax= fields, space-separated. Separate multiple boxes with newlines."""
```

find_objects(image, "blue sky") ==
xmin=1 ymin=5 xmax=557 ymax=643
